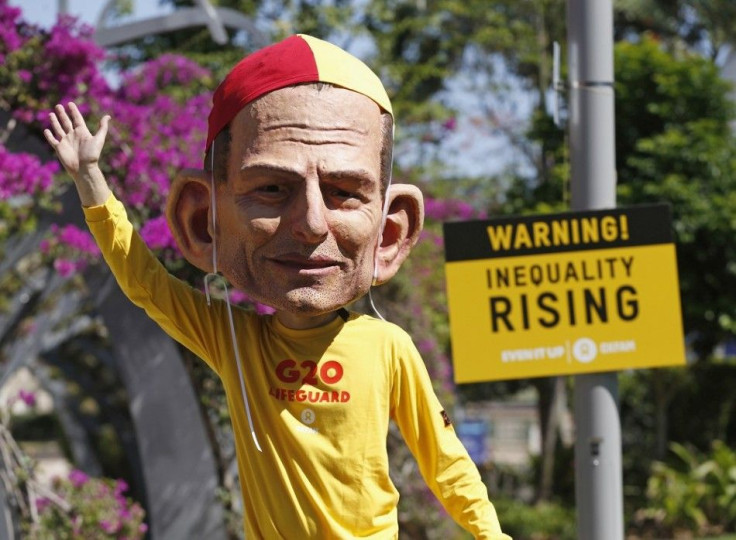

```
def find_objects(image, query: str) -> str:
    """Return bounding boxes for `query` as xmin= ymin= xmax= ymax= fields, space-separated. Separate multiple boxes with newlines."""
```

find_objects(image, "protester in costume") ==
xmin=45 ymin=34 xmax=510 ymax=539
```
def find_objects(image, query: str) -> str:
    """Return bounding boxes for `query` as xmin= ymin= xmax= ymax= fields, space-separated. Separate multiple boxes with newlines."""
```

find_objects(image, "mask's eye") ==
xmin=258 ymin=184 xmax=284 ymax=193
xmin=332 ymin=188 xmax=357 ymax=199
xmin=252 ymin=184 xmax=291 ymax=202
xmin=240 ymin=182 xmax=290 ymax=206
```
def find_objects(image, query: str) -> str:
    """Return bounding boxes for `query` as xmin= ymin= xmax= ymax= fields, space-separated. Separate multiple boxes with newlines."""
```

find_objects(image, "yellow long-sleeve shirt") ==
xmin=84 ymin=194 xmax=510 ymax=539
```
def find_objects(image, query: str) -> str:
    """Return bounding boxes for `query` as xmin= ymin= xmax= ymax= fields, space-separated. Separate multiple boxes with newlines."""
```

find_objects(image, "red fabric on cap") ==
xmin=206 ymin=35 xmax=319 ymax=151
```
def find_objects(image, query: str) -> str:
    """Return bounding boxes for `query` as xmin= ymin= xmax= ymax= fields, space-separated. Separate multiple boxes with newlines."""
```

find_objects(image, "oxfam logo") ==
xmin=301 ymin=409 xmax=316 ymax=425
xmin=572 ymin=338 xmax=598 ymax=363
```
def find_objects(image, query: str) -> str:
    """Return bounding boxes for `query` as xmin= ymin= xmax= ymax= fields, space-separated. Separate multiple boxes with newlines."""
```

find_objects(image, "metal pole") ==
xmin=567 ymin=0 xmax=624 ymax=539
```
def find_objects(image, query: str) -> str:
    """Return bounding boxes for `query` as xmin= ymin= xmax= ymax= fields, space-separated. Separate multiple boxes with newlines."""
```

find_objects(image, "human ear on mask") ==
xmin=371 ymin=184 xmax=424 ymax=286
xmin=166 ymin=168 xmax=216 ymax=274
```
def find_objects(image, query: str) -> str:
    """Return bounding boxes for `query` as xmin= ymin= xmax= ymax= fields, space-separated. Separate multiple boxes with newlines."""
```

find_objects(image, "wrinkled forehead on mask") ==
xmin=205 ymin=34 xmax=394 ymax=154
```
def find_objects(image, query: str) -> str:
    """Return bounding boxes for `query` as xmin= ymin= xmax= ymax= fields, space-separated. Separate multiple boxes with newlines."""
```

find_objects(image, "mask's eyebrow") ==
xmin=238 ymin=163 xmax=379 ymax=188
xmin=238 ymin=163 xmax=304 ymax=182
xmin=321 ymin=169 xmax=377 ymax=187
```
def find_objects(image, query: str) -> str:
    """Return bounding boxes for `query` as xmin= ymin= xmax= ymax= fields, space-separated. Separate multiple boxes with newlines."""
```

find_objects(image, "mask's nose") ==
xmin=290 ymin=180 xmax=329 ymax=243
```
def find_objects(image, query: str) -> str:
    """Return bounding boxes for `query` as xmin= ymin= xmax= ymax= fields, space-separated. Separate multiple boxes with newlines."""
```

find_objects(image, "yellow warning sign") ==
xmin=443 ymin=204 xmax=686 ymax=383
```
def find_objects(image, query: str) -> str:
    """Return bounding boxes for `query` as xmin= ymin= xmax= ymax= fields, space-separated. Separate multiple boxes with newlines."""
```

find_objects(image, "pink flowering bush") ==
xmin=0 ymin=0 xmax=211 ymax=281
xmin=0 ymin=143 xmax=60 ymax=241
xmin=29 ymin=470 xmax=147 ymax=540
xmin=0 ymin=5 xmax=106 ymax=126
xmin=0 ymin=1 xmax=23 ymax=60
xmin=424 ymin=196 xmax=486 ymax=222
xmin=39 ymin=224 xmax=101 ymax=277
xmin=1 ymin=3 xmax=197 ymax=533
xmin=17 ymin=389 xmax=37 ymax=407
xmin=118 ymin=53 xmax=211 ymax=104
xmin=0 ymin=144 xmax=59 ymax=200
xmin=0 ymin=5 xmax=262 ymax=533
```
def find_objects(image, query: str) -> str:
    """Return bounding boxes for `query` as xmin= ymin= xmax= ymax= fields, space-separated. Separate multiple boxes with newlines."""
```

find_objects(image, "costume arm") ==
xmin=390 ymin=335 xmax=511 ymax=539
xmin=45 ymin=103 xmax=226 ymax=373
xmin=83 ymin=194 xmax=226 ymax=373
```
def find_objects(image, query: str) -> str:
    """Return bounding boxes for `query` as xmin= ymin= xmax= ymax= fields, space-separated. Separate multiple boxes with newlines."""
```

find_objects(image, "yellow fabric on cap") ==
xmin=299 ymin=34 xmax=393 ymax=117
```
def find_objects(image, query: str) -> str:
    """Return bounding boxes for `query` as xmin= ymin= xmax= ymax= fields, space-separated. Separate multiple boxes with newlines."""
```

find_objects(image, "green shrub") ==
xmin=492 ymin=496 xmax=576 ymax=540
xmin=634 ymin=440 xmax=736 ymax=537
xmin=23 ymin=470 xmax=147 ymax=539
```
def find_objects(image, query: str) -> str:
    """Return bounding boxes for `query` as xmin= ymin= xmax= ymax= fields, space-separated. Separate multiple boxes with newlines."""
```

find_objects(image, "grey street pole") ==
xmin=567 ymin=0 xmax=624 ymax=539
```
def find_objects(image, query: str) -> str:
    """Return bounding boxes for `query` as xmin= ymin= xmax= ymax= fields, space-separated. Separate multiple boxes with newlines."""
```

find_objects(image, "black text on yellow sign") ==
xmin=443 ymin=204 xmax=686 ymax=383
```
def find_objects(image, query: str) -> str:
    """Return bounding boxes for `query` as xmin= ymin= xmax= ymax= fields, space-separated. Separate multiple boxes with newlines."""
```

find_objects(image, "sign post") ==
xmin=567 ymin=0 xmax=622 ymax=538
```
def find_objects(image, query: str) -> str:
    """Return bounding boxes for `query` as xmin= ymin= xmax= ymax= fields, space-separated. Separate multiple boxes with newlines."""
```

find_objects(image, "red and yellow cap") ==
xmin=206 ymin=34 xmax=392 ymax=151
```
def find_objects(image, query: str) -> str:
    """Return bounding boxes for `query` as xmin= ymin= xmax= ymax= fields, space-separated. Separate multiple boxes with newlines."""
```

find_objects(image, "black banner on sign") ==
xmin=443 ymin=203 xmax=673 ymax=262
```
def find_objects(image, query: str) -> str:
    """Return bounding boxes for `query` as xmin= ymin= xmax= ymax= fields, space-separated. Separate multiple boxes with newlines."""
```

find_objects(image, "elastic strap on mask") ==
xmin=368 ymin=138 xmax=394 ymax=321
xmin=204 ymin=139 xmax=262 ymax=452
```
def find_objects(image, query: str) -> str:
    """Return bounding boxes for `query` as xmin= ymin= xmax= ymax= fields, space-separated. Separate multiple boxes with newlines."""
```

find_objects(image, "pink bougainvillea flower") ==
xmin=68 ymin=469 xmax=89 ymax=488
xmin=17 ymin=389 xmax=36 ymax=407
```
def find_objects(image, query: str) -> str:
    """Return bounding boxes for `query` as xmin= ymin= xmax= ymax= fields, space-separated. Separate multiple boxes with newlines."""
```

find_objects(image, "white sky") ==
xmin=10 ymin=0 xmax=170 ymax=28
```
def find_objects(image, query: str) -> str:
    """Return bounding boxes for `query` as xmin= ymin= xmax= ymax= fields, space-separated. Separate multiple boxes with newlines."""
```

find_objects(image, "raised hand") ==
xmin=43 ymin=102 xmax=110 ymax=181
xmin=43 ymin=102 xmax=112 ymax=206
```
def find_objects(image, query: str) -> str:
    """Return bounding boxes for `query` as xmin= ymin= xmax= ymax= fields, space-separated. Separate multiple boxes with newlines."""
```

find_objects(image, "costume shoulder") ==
xmin=343 ymin=311 xmax=414 ymax=341
xmin=340 ymin=312 xmax=420 ymax=371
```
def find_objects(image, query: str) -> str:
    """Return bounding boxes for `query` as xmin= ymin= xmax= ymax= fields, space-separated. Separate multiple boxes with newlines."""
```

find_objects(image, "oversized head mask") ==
xmin=167 ymin=34 xmax=424 ymax=307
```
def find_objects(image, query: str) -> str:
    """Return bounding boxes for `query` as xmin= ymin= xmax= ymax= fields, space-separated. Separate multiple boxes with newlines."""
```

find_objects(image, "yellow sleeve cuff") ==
xmin=82 ymin=193 xmax=121 ymax=223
